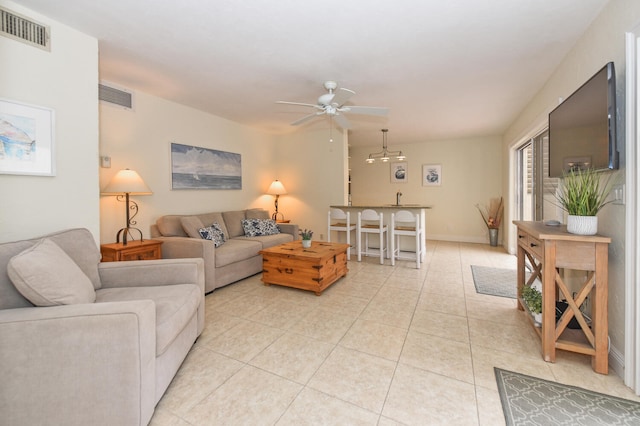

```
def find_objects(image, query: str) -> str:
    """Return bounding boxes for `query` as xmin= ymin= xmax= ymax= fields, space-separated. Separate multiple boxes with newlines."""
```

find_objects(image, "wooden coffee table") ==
xmin=260 ymin=241 xmax=349 ymax=295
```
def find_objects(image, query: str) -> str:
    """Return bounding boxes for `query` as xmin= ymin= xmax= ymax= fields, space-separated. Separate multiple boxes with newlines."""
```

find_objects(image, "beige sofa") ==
xmin=150 ymin=208 xmax=299 ymax=292
xmin=0 ymin=228 xmax=205 ymax=426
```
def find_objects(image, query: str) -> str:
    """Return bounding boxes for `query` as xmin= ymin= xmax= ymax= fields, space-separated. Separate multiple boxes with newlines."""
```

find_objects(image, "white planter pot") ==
xmin=533 ymin=312 xmax=542 ymax=327
xmin=566 ymin=215 xmax=598 ymax=235
xmin=302 ymin=239 xmax=312 ymax=248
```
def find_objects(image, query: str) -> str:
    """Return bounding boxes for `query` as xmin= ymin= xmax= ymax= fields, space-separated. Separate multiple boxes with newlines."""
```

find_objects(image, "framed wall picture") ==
xmin=0 ymin=99 xmax=55 ymax=176
xmin=170 ymin=142 xmax=242 ymax=189
xmin=390 ymin=161 xmax=408 ymax=183
xmin=422 ymin=164 xmax=442 ymax=186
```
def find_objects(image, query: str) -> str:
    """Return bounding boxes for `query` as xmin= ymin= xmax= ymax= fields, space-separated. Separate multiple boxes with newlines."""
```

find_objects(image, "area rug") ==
xmin=495 ymin=368 xmax=640 ymax=425
xmin=470 ymin=265 xmax=518 ymax=299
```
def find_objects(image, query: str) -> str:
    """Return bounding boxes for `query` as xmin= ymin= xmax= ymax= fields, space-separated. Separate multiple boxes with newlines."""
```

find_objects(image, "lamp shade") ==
xmin=266 ymin=180 xmax=287 ymax=195
xmin=102 ymin=169 xmax=152 ymax=195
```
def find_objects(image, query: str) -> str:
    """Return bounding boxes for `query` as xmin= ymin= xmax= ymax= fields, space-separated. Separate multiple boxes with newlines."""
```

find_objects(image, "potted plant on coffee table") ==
xmin=555 ymin=168 xmax=617 ymax=235
xmin=300 ymin=229 xmax=313 ymax=248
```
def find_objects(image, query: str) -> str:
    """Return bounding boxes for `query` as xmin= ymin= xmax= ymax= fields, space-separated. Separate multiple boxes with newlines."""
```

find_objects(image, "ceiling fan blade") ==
xmin=291 ymin=112 xmax=323 ymax=126
xmin=333 ymin=113 xmax=352 ymax=130
xmin=276 ymin=101 xmax=321 ymax=109
xmin=330 ymin=88 xmax=355 ymax=107
xmin=340 ymin=106 xmax=389 ymax=116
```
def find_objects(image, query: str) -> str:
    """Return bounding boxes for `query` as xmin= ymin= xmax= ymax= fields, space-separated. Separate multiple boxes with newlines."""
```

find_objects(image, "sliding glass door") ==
xmin=516 ymin=129 xmax=556 ymax=222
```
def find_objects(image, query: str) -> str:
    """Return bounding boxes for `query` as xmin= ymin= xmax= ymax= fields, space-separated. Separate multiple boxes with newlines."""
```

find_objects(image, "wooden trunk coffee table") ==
xmin=260 ymin=241 xmax=349 ymax=295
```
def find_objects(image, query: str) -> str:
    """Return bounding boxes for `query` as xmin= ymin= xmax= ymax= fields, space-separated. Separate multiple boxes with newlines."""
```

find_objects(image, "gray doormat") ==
xmin=470 ymin=265 xmax=518 ymax=299
xmin=495 ymin=368 xmax=640 ymax=425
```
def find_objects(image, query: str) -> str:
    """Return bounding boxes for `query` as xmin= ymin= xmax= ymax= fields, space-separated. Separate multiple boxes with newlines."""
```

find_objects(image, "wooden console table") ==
xmin=513 ymin=221 xmax=611 ymax=374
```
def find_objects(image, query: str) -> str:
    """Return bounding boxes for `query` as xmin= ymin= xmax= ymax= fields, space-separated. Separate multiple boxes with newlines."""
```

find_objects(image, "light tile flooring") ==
xmin=151 ymin=241 xmax=640 ymax=425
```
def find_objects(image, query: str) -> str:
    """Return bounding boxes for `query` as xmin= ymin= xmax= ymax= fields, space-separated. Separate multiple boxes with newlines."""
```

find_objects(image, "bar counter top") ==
xmin=330 ymin=204 xmax=433 ymax=209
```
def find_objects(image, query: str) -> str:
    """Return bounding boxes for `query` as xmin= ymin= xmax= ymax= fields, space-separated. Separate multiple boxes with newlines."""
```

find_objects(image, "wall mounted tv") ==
xmin=548 ymin=62 xmax=618 ymax=178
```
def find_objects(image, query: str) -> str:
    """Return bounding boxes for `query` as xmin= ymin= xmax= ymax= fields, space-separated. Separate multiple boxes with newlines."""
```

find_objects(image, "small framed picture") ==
xmin=390 ymin=161 xmax=408 ymax=183
xmin=0 ymin=99 xmax=55 ymax=176
xmin=422 ymin=164 xmax=442 ymax=186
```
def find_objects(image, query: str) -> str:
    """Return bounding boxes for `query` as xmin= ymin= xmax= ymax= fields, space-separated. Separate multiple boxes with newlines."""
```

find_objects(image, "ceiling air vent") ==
xmin=99 ymin=84 xmax=133 ymax=109
xmin=0 ymin=7 xmax=50 ymax=51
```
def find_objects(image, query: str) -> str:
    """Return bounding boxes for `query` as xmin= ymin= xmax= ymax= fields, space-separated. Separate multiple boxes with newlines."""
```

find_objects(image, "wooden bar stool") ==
xmin=391 ymin=210 xmax=423 ymax=269
xmin=357 ymin=209 xmax=388 ymax=264
xmin=327 ymin=208 xmax=356 ymax=260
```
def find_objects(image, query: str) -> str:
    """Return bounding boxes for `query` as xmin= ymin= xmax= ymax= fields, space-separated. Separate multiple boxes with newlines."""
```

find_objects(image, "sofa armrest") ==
xmin=150 ymin=236 xmax=216 ymax=293
xmin=98 ymin=258 xmax=204 ymax=293
xmin=0 ymin=301 xmax=156 ymax=425
xmin=277 ymin=223 xmax=299 ymax=240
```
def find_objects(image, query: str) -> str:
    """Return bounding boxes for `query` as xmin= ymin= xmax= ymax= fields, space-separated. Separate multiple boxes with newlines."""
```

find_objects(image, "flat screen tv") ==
xmin=548 ymin=62 xmax=618 ymax=178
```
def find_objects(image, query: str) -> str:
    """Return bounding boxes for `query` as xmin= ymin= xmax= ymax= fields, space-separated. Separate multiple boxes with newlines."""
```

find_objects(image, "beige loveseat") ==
xmin=150 ymin=208 xmax=298 ymax=292
xmin=0 ymin=228 xmax=205 ymax=426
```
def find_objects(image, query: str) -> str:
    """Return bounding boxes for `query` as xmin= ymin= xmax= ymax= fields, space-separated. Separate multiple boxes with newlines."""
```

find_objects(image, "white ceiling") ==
xmin=13 ymin=0 xmax=609 ymax=147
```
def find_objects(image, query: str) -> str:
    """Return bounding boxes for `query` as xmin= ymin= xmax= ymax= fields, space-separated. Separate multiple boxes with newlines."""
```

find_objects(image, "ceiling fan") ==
xmin=276 ymin=81 xmax=389 ymax=130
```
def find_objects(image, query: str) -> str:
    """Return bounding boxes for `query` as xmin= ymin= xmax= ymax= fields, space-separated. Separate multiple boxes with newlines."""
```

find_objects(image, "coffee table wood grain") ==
xmin=260 ymin=241 xmax=349 ymax=295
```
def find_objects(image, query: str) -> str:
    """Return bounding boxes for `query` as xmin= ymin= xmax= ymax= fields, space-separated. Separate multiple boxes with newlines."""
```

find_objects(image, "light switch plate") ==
xmin=100 ymin=156 xmax=111 ymax=168
xmin=613 ymin=184 xmax=625 ymax=205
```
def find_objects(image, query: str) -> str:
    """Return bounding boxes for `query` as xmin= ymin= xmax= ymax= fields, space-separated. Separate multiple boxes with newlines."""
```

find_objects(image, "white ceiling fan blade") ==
xmin=330 ymin=88 xmax=355 ymax=107
xmin=333 ymin=113 xmax=352 ymax=130
xmin=340 ymin=106 xmax=389 ymax=116
xmin=276 ymin=101 xmax=321 ymax=109
xmin=291 ymin=112 xmax=323 ymax=126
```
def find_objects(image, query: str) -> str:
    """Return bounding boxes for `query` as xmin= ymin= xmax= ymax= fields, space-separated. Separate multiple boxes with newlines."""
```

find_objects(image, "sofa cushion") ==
xmin=96 ymin=283 xmax=201 ymax=356
xmin=246 ymin=209 xmax=270 ymax=220
xmin=199 ymin=222 xmax=226 ymax=247
xmin=8 ymin=238 xmax=96 ymax=306
xmin=214 ymin=239 xmax=262 ymax=267
xmin=243 ymin=233 xmax=294 ymax=249
xmin=156 ymin=215 xmax=188 ymax=237
xmin=181 ymin=216 xmax=206 ymax=239
xmin=197 ymin=212 xmax=228 ymax=237
xmin=222 ymin=210 xmax=247 ymax=238
xmin=241 ymin=218 xmax=280 ymax=237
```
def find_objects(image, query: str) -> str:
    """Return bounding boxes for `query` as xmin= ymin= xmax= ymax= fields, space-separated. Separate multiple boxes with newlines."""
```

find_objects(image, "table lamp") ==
xmin=102 ymin=169 xmax=152 ymax=245
xmin=266 ymin=179 xmax=287 ymax=221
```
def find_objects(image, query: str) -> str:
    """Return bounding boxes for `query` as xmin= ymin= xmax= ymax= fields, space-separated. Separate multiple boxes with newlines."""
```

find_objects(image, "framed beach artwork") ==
xmin=170 ymin=142 xmax=242 ymax=190
xmin=422 ymin=164 xmax=442 ymax=186
xmin=390 ymin=161 xmax=408 ymax=183
xmin=0 ymin=99 xmax=55 ymax=176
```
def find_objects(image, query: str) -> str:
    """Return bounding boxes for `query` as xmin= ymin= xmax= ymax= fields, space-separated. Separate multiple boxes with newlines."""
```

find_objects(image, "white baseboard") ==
xmin=610 ymin=343 xmax=625 ymax=380
xmin=425 ymin=234 xmax=496 ymax=245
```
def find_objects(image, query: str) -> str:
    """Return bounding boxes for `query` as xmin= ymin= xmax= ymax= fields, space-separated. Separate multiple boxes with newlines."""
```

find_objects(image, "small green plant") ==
xmin=299 ymin=229 xmax=313 ymax=240
xmin=522 ymin=285 xmax=542 ymax=314
xmin=555 ymin=168 xmax=617 ymax=216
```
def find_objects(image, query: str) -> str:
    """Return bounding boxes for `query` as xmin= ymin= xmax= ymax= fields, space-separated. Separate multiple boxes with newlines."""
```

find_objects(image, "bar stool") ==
xmin=390 ymin=210 xmax=423 ymax=269
xmin=357 ymin=209 xmax=388 ymax=264
xmin=327 ymin=208 xmax=356 ymax=260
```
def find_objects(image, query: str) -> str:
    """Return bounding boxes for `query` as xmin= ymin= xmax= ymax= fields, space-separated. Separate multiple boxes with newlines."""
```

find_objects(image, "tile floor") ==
xmin=151 ymin=240 xmax=639 ymax=425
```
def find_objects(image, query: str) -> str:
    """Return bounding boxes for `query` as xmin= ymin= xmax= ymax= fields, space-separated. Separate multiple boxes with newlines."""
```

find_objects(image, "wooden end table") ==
xmin=260 ymin=241 xmax=349 ymax=295
xmin=100 ymin=239 xmax=163 ymax=262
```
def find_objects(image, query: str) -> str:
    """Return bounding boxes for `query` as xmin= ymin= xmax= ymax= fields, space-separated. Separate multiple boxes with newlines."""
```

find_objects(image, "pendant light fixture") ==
xmin=365 ymin=129 xmax=405 ymax=163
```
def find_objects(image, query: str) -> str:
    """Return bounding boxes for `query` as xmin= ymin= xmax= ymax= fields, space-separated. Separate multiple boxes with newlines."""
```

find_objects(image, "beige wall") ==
xmin=350 ymin=135 xmax=503 ymax=243
xmin=0 ymin=1 xmax=99 ymax=243
xmin=274 ymin=127 xmax=348 ymax=240
xmin=502 ymin=0 xmax=640 ymax=375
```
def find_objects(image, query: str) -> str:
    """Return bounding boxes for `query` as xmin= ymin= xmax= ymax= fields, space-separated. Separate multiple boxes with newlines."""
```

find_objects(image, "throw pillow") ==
xmin=7 ymin=238 xmax=96 ymax=306
xmin=241 ymin=218 xmax=281 ymax=237
xmin=199 ymin=222 xmax=226 ymax=247
xmin=181 ymin=215 xmax=206 ymax=239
